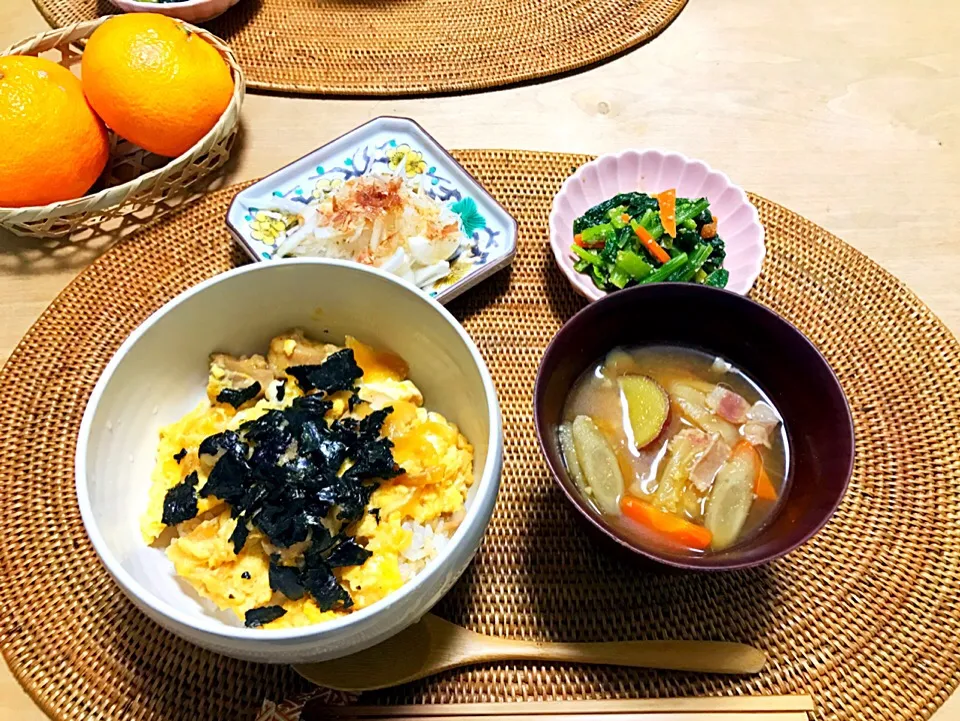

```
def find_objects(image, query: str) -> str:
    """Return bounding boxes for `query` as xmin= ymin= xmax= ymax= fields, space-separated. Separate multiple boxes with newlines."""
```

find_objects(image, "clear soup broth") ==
xmin=559 ymin=345 xmax=789 ymax=555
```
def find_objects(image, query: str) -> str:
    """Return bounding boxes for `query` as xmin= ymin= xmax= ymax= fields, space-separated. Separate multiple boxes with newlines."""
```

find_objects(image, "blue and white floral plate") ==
xmin=225 ymin=116 xmax=518 ymax=304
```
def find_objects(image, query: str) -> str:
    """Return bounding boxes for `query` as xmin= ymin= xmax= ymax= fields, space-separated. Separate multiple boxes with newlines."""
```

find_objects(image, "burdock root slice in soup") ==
xmin=704 ymin=441 xmax=760 ymax=549
xmin=558 ymin=423 xmax=587 ymax=492
xmin=568 ymin=415 xmax=624 ymax=514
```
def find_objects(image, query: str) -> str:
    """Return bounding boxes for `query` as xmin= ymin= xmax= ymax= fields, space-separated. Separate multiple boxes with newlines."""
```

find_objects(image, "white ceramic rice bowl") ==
xmin=76 ymin=259 xmax=503 ymax=663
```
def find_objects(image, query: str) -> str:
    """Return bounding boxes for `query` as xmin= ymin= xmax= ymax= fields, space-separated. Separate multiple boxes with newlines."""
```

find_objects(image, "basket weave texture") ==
xmin=0 ymin=18 xmax=245 ymax=239
xmin=1 ymin=150 xmax=959 ymax=721
xmin=30 ymin=0 xmax=688 ymax=96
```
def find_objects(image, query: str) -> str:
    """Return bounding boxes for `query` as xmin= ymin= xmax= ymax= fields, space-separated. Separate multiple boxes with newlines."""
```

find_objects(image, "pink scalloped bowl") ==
xmin=549 ymin=150 xmax=765 ymax=300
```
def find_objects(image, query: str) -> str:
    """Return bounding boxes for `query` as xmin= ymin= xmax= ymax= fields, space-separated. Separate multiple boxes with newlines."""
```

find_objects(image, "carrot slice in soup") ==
xmin=755 ymin=463 xmax=778 ymax=501
xmin=621 ymin=496 xmax=713 ymax=550
xmin=658 ymin=188 xmax=677 ymax=238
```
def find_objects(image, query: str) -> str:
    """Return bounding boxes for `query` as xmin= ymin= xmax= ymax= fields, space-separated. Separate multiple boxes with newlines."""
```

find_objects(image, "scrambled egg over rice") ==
xmin=141 ymin=331 xmax=473 ymax=629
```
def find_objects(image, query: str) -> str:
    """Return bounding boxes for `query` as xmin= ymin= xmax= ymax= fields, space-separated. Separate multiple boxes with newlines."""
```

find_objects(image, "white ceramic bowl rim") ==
xmin=107 ymin=0 xmax=242 ymax=25
xmin=116 ymin=0 xmax=215 ymax=7
xmin=75 ymin=257 xmax=503 ymax=642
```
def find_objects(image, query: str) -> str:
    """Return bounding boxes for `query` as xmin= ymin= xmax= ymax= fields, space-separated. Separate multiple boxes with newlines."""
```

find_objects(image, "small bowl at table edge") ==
xmin=107 ymin=0 xmax=242 ymax=24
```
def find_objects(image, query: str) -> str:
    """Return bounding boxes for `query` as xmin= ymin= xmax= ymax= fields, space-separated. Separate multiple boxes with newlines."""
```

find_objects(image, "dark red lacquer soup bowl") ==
xmin=533 ymin=283 xmax=854 ymax=570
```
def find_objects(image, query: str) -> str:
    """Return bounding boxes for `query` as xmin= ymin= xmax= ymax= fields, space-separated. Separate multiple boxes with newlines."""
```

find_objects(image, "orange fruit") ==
xmin=81 ymin=14 xmax=233 ymax=158
xmin=0 ymin=56 xmax=109 ymax=208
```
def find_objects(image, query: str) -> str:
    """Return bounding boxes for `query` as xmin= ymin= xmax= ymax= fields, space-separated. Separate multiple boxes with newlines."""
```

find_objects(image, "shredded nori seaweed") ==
xmin=326 ymin=537 xmax=373 ymax=568
xmin=229 ymin=517 xmax=250 ymax=555
xmin=286 ymin=349 xmax=363 ymax=394
xmin=370 ymin=508 xmax=381 ymax=524
xmin=241 ymin=571 xmax=251 ymax=579
xmin=342 ymin=436 xmax=401 ymax=485
xmin=173 ymin=448 xmax=187 ymax=463
xmin=269 ymin=557 xmax=306 ymax=600
xmin=161 ymin=472 xmax=199 ymax=526
xmin=244 ymin=605 xmax=287 ymax=628
xmin=301 ymin=562 xmax=353 ymax=611
xmin=275 ymin=379 xmax=286 ymax=401
xmin=194 ymin=349 xmax=401 ymax=614
xmin=216 ymin=381 xmax=262 ymax=409
xmin=198 ymin=453 xmax=248 ymax=507
xmin=198 ymin=430 xmax=245 ymax=460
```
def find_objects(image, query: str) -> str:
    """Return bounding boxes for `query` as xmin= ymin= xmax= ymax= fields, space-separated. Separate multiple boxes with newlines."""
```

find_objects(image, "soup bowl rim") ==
xmin=533 ymin=283 xmax=854 ymax=571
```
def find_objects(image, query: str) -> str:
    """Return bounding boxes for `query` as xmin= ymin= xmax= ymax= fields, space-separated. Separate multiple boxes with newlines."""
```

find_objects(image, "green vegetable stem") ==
xmin=641 ymin=253 xmax=688 ymax=284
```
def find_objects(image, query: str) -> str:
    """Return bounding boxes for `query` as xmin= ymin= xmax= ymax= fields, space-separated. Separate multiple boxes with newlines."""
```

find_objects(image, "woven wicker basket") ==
xmin=0 ymin=18 xmax=245 ymax=239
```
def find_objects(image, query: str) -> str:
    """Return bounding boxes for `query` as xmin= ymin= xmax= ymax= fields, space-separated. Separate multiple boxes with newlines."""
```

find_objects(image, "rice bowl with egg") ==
xmin=143 ymin=329 xmax=474 ymax=629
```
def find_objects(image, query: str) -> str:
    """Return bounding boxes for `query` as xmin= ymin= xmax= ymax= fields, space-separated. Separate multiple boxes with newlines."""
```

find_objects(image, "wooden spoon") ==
xmin=294 ymin=614 xmax=766 ymax=691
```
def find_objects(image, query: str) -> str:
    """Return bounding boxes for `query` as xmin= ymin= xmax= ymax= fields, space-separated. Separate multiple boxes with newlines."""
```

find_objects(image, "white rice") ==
xmin=398 ymin=519 xmax=452 ymax=582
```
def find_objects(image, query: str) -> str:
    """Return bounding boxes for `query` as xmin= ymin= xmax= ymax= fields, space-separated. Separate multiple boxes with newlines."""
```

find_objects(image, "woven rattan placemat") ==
xmin=31 ymin=0 xmax=687 ymax=95
xmin=1 ymin=150 xmax=959 ymax=721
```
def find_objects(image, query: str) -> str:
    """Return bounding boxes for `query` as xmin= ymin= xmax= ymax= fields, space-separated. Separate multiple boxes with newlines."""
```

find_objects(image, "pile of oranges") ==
xmin=0 ymin=14 xmax=234 ymax=208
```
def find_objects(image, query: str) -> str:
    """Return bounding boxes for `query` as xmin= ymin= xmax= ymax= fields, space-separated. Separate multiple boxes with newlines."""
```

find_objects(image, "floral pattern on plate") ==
xmin=226 ymin=117 xmax=518 ymax=304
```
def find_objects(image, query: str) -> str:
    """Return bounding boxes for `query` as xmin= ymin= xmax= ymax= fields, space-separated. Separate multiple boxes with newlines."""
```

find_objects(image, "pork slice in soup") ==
xmin=559 ymin=345 xmax=788 ymax=555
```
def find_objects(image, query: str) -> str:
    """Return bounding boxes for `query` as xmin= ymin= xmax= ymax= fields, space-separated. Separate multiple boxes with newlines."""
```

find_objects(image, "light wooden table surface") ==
xmin=2 ymin=0 xmax=959 ymax=718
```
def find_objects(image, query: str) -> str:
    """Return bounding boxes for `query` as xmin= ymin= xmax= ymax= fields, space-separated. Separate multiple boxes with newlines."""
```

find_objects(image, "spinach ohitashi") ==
xmin=571 ymin=190 xmax=728 ymax=291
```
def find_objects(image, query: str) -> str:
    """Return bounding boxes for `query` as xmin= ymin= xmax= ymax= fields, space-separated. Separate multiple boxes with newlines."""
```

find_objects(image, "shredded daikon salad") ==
xmin=266 ymin=174 xmax=467 ymax=289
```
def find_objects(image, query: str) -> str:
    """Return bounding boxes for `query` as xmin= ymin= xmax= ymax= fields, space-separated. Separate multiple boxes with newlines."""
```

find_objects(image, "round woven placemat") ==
xmin=2 ymin=150 xmax=959 ymax=721
xmin=30 ymin=0 xmax=687 ymax=95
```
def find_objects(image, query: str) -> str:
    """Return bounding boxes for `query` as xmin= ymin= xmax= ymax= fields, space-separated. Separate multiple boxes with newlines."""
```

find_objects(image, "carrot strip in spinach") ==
xmin=631 ymin=221 xmax=671 ymax=264
xmin=658 ymin=189 xmax=677 ymax=238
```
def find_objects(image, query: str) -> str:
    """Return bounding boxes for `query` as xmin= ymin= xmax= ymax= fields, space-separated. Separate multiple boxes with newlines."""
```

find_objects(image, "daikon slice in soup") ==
xmin=558 ymin=345 xmax=789 ymax=555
